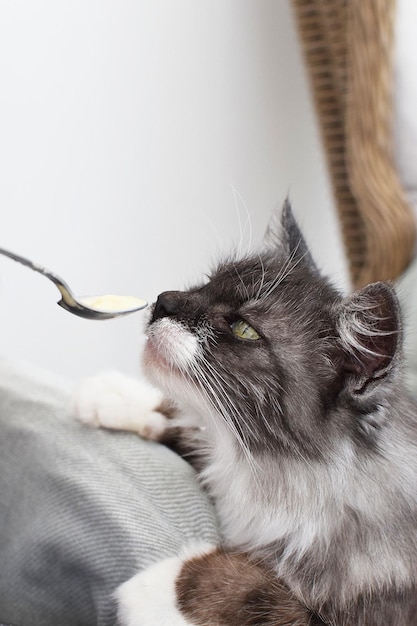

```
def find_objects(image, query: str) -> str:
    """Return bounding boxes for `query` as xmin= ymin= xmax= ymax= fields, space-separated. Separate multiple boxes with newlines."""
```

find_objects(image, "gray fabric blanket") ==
xmin=0 ymin=359 xmax=219 ymax=626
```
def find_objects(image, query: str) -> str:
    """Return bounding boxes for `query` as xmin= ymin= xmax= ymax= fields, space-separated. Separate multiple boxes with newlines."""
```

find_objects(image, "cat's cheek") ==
xmin=142 ymin=336 xmax=169 ymax=371
xmin=143 ymin=323 xmax=201 ymax=398
xmin=142 ymin=341 xmax=174 ymax=394
xmin=116 ymin=544 xmax=217 ymax=626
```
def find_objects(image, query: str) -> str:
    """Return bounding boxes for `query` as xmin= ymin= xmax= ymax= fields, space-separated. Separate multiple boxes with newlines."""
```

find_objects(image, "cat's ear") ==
xmin=337 ymin=282 xmax=401 ymax=392
xmin=264 ymin=198 xmax=319 ymax=273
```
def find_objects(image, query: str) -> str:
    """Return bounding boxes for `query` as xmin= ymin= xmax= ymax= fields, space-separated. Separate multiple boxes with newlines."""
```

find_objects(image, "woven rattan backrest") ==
xmin=292 ymin=0 xmax=416 ymax=288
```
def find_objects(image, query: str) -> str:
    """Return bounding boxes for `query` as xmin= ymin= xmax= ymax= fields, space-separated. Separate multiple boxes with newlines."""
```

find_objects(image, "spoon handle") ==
xmin=0 ymin=246 xmax=76 ymax=305
xmin=0 ymin=246 xmax=48 ymax=273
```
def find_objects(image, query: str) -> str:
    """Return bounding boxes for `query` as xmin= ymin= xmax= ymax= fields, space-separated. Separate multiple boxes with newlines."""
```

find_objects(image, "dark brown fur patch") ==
xmin=156 ymin=399 xmax=206 ymax=470
xmin=156 ymin=398 xmax=179 ymax=420
xmin=176 ymin=548 xmax=322 ymax=626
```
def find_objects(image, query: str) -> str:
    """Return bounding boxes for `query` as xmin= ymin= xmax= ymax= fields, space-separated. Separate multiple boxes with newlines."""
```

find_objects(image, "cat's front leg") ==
xmin=73 ymin=371 xmax=170 ymax=440
xmin=117 ymin=544 xmax=315 ymax=626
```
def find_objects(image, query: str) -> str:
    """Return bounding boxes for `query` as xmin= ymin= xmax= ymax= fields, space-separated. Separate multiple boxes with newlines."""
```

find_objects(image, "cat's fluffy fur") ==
xmin=76 ymin=202 xmax=417 ymax=625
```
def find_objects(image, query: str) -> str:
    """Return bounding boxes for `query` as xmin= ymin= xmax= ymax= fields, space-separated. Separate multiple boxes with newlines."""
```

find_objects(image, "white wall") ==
xmin=0 ymin=0 xmax=347 ymax=381
xmin=394 ymin=0 xmax=417 ymax=221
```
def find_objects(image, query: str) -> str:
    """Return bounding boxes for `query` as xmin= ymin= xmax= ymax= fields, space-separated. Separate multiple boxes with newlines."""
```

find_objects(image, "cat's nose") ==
xmin=151 ymin=291 xmax=183 ymax=322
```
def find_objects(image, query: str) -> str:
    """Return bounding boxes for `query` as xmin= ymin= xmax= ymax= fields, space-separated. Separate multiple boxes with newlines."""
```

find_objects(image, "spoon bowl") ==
xmin=0 ymin=247 xmax=148 ymax=320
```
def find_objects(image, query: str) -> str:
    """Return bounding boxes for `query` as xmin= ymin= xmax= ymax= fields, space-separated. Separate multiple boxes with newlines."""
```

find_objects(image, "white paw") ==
xmin=72 ymin=371 xmax=168 ymax=439
xmin=116 ymin=544 xmax=216 ymax=626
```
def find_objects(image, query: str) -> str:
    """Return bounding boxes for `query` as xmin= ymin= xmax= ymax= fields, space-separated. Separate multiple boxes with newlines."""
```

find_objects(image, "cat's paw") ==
xmin=72 ymin=371 xmax=168 ymax=440
xmin=116 ymin=544 xmax=216 ymax=626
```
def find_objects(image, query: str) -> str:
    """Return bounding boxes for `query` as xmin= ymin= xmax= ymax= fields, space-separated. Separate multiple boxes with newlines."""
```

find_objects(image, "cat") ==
xmin=75 ymin=201 xmax=417 ymax=625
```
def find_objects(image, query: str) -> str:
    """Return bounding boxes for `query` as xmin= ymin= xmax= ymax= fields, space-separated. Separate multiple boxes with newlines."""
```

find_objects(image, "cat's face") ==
xmin=143 ymin=202 xmax=401 ymax=457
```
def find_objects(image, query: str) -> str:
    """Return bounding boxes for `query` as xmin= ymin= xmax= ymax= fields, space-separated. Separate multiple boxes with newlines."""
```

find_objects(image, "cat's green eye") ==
xmin=230 ymin=319 xmax=261 ymax=341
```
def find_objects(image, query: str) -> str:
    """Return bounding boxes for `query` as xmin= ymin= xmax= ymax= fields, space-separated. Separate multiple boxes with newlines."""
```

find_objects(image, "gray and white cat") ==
xmin=76 ymin=202 xmax=417 ymax=625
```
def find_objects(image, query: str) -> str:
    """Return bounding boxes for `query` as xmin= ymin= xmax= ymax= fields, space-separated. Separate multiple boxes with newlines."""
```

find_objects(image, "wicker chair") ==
xmin=292 ymin=0 xmax=416 ymax=289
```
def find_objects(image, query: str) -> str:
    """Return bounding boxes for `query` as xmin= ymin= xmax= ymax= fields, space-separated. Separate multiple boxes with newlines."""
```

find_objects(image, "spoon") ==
xmin=0 ymin=246 xmax=148 ymax=320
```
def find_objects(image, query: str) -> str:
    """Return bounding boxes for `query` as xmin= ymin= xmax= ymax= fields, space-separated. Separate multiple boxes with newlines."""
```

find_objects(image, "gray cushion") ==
xmin=0 ymin=359 xmax=219 ymax=626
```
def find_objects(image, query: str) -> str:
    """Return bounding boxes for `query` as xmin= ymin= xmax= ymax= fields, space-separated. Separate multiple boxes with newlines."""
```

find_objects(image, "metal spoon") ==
xmin=0 ymin=246 xmax=148 ymax=320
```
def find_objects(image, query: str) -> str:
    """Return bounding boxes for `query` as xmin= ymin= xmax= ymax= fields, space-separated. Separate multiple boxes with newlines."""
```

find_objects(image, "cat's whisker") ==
xmin=191 ymin=356 xmax=254 ymax=452
xmin=255 ymin=254 xmax=266 ymax=302
xmin=198 ymin=357 xmax=264 ymax=482
xmin=201 ymin=213 xmax=229 ymax=259
xmin=256 ymin=251 xmax=296 ymax=303
xmin=277 ymin=249 xmax=310 ymax=287
xmin=196 ymin=361 xmax=249 ymax=445
xmin=230 ymin=263 xmax=251 ymax=303
xmin=230 ymin=183 xmax=253 ymax=257
xmin=231 ymin=185 xmax=245 ymax=259
xmin=191 ymin=368 xmax=239 ymax=448
xmin=265 ymin=246 xmax=301 ymax=296
xmin=259 ymin=244 xmax=307 ymax=302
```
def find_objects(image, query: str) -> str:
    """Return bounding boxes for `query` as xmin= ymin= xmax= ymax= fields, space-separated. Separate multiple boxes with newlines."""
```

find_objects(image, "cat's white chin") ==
xmin=144 ymin=318 xmax=200 ymax=373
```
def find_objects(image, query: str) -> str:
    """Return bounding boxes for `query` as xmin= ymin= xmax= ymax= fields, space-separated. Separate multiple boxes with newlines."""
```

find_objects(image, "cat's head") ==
xmin=143 ymin=201 xmax=402 ymax=457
